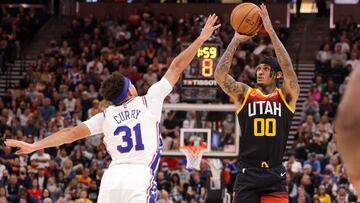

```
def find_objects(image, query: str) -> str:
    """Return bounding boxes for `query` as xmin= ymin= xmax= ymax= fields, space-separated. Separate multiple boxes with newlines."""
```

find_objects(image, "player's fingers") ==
xmin=263 ymin=5 xmax=268 ymax=14
xmin=213 ymin=24 xmax=221 ymax=30
xmin=258 ymin=11 xmax=264 ymax=18
xmin=15 ymin=149 xmax=27 ymax=155
xmin=4 ymin=139 xmax=21 ymax=147
xmin=207 ymin=14 xmax=215 ymax=25
xmin=204 ymin=15 xmax=211 ymax=26
xmin=212 ymin=15 xmax=218 ymax=25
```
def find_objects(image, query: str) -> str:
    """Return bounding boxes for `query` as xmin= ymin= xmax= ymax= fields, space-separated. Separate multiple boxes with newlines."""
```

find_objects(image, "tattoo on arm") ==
xmin=215 ymin=37 xmax=247 ymax=99
xmin=215 ymin=37 xmax=241 ymax=76
xmin=219 ymin=75 xmax=247 ymax=101
xmin=269 ymin=32 xmax=300 ymax=95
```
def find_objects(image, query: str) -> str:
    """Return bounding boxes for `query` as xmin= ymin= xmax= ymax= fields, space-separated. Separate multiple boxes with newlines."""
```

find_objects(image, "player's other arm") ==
xmin=335 ymin=64 xmax=360 ymax=193
xmin=214 ymin=34 xmax=250 ymax=104
xmin=5 ymin=125 xmax=90 ymax=155
xmin=164 ymin=14 xmax=220 ymax=87
xmin=259 ymin=4 xmax=300 ymax=107
xmin=5 ymin=113 xmax=104 ymax=155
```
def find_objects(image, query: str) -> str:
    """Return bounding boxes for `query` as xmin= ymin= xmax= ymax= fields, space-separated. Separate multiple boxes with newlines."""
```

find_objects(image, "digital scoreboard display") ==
xmin=181 ymin=42 xmax=222 ymax=102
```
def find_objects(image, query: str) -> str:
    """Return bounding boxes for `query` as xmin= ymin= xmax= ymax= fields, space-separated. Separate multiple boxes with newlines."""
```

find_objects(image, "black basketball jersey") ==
xmin=237 ymin=87 xmax=294 ymax=165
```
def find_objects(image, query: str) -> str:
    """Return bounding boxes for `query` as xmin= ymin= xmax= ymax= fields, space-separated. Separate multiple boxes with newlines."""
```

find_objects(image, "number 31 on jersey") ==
xmin=114 ymin=123 xmax=144 ymax=153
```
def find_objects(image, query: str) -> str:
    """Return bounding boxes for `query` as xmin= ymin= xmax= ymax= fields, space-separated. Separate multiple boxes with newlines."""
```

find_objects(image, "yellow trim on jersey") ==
xmin=278 ymin=88 xmax=295 ymax=113
xmin=255 ymin=88 xmax=275 ymax=97
xmin=236 ymin=88 xmax=252 ymax=114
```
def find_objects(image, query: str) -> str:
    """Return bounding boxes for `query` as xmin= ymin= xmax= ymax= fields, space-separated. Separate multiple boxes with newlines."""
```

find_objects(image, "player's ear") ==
xmin=128 ymin=84 xmax=138 ymax=97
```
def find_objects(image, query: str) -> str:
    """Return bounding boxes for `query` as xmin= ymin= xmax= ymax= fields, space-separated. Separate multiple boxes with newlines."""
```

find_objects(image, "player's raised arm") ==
xmin=259 ymin=4 xmax=300 ymax=108
xmin=335 ymin=64 xmax=360 ymax=193
xmin=163 ymin=14 xmax=221 ymax=87
xmin=214 ymin=33 xmax=251 ymax=104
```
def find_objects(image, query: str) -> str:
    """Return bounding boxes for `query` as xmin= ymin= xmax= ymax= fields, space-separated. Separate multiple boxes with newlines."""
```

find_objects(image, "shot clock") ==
xmin=181 ymin=42 xmax=222 ymax=102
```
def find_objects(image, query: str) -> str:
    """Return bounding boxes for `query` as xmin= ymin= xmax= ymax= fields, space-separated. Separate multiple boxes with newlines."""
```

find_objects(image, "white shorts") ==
xmin=97 ymin=164 xmax=157 ymax=203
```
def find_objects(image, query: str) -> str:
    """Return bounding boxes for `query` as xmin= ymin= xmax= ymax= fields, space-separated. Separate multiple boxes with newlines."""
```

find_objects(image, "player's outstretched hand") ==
xmin=4 ymin=139 xmax=37 ymax=155
xmin=199 ymin=14 xmax=221 ymax=42
xmin=259 ymin=4 xmax=274 ymax=34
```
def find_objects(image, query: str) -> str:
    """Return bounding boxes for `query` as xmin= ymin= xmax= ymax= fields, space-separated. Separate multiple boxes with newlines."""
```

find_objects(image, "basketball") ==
xmin=230 ymin=3 xmax=263 ymax=36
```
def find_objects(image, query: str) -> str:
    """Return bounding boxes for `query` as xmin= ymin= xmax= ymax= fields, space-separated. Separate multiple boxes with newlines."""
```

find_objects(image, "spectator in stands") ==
xmin=308 ymin=133 xmax=327 ymax=155
xmin=0 ymin=187 xmax=7 ymax=200
xmin=157 ymin=189 xmax=174 ymax=203
xmin=301 ymin=95 xmax=320 ymax=122
xmin=336 ymin=185 xmax=356 ymax=203
xmin=323 ymin=77 xmax=339 ymax=104
xmin=27 ymin=179 xmax=42 ymax=201
xmin=338 ymin=34 xmax=350 ymax=55
xmin=7 ymin=174 xmax=19 ymax=199
xmin=39 ymin=98 xmax=56 ymax=121
xmin=319 ymin=95 xmax=336 ymax=118
xmin=299 ymin=115 xmax=317 ymax=138
xmin=308 ymin=86 xmax=321 ymax=103
xmin=338 ymin=76 xmax=348 ymax=97
xmin=173 ymin=161 xmax=190 ymax=185
xmin=316 ymin=43 xmax=332 ymax=69
xmin=321 ymin=173 xmax=337 ymax=201
xmin=345 ymin=51 xmax=359 ymax=71
xmin=331 ymin=43 xmax=347 ymax=69
xmin=284 ymin=151 xmax=303 ymax=176
xmin=143 ymin=67 xmax=158 ymax=86
xmin=76 ymin=168 xmax=92 ymax=187
xmin=46 ymin=177 xmax=62 ymax=201
xmin=313 ymin=185 xmax=331 ymax=203
xmin=316 ymin=114 xmax=332 ymax=142
xmin=30 ymin=149 xmax=50 ymax=169
xmin=74 ymin=190 xmax=93 ymax=203
xmin=304 ymin=153 xmax=321 ymax=175
xmin=188 ymin=171 xmax=205 ymax=203
xmin=87 ymin=99 xmax=101 ymax=119
xmin=310 ymin=75 xmax=326 ymax=93
xmin=295 ymin=180 xmax=312 ymax=203
xmin=157 ymin=171 xmax=171 ymax=194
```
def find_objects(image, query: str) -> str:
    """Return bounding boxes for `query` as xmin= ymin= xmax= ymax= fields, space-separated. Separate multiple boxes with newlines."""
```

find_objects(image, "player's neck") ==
xmin=257 ymin=84 xmax=277 ymax=95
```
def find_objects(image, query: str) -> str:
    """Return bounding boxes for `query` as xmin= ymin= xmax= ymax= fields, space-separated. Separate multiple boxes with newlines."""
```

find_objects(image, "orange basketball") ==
xmin=230 ymin=3 xmax=263 ymax=36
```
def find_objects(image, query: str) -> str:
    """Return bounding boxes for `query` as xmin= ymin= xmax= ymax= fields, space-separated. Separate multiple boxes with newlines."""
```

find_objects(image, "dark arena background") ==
xmin=0 ymin=0 xmax=359 ymax=202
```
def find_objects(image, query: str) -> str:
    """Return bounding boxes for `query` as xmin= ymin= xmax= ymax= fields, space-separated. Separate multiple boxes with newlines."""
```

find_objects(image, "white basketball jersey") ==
xmin=83 ymin=78 xmax=173 ymax=174
xmin=102 ymin=97 xmax=161 ymax=168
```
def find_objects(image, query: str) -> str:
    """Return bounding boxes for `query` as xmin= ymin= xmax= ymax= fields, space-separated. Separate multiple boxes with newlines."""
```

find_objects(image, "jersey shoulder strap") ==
xmin=277 ymin=88 xmax=295 ymax=113
xmin=236 ymin=87 xmax=252 ymax=114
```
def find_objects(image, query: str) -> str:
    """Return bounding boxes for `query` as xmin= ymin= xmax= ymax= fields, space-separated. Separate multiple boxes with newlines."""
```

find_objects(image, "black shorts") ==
xmin=233 ymin=161 xmax=288 ymax=203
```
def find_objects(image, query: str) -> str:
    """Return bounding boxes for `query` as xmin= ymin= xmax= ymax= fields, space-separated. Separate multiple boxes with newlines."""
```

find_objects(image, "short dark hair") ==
xmin=259 ymin=56 xmax=281 ymax=73
xmin=100 ymin=72 xmax=125 ymax=102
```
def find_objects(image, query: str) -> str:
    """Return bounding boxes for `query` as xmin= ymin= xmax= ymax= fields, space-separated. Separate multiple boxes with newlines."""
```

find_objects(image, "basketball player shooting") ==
xmin=335 ymin=63 xmax=360 ymax=193
xmin=214 ymin=4 xmax=299 ymax=203
xmin=4 ymin=14 xmax=220 ymax=203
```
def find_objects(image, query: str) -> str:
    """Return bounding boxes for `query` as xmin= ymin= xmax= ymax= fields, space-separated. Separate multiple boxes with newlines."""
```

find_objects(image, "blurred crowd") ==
xmin=0 ymin=6 xmax=48 ymax=73
xmin=286 ymin=16 xmax=360 ymax=203
xmin=4 ymin=4 xmax=358 ymax=203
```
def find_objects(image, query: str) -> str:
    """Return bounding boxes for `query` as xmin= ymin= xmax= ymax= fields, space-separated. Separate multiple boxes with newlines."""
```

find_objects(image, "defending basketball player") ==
xmin=5 ymin=14 xmax=220 ymax=203
xmin=335 ymin=63 xmax=360 ymax=193
xmin=214 ymin=4 xmax=299 ymax=203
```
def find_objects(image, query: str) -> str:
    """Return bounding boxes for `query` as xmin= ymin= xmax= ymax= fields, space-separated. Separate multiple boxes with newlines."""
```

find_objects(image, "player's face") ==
xmin=256 ymin=64 xmax=282 ymax=86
